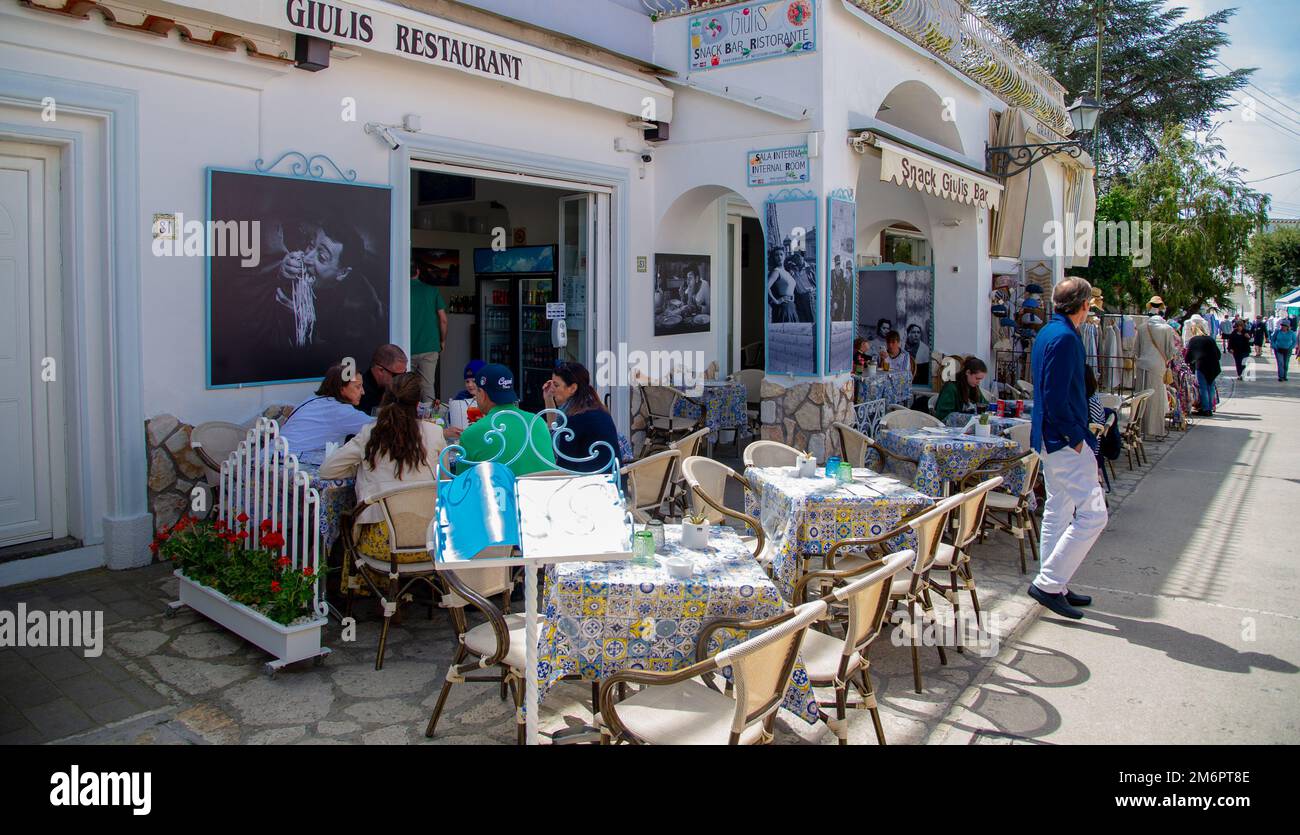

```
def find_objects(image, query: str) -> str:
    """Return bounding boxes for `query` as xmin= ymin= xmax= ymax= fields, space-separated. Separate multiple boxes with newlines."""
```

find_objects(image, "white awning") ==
xmin=865 ymin=134 xmax=1003 ymax=209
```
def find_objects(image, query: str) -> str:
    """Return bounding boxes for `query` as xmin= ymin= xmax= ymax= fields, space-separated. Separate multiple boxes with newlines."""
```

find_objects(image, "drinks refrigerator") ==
xmin=474 ymin=246 xmax=558 ymax=412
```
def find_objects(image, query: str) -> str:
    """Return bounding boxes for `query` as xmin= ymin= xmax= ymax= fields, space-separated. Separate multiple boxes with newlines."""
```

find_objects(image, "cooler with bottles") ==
xmin=474 ymin=245 xmax=558 ymax=411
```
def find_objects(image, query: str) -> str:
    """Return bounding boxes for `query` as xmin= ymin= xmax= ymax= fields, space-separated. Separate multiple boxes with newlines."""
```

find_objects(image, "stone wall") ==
xmin=759 ymin=378 xmax=856 ymax=461
xmin=144 ymin=406 xmax=294 ymax=544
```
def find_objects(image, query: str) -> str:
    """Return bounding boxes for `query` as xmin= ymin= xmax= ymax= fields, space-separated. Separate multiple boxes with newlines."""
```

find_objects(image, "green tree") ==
xmin=1244 ymin=227 xmax=1300 ymax=297
xmin=974 ymin=0 xmax=1252 ymax=178
xmin=1074 ymin=183 xmax=1144 ymax=308
xmin=1129 ymin=125 xmax=1268 ymax=316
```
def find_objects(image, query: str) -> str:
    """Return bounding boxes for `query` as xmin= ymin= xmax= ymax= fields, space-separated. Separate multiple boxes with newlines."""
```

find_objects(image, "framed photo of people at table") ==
xmin=825 ymin=192 xmax=856 ymax=374
xmin=206 ymin=164 xmax=392 ymax=388
xmin=856 ymin=264 xmax=935 ymax=386
xmin=653 ymin=253 xmax=711 ymax=336
xmin=763 ymin=190 xmax=819 ymax=376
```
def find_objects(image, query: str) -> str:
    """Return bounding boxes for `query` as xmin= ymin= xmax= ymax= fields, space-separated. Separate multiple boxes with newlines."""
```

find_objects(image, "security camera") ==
xmin=640 ymin=152 xmax=653 ymax=164
xmin=364 ymin=122 xmax=401 ymax=150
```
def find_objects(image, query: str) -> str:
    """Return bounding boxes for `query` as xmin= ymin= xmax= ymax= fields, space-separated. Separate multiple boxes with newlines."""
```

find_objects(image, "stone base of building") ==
xmin=759 ymin=378 xmax=856 ymax=461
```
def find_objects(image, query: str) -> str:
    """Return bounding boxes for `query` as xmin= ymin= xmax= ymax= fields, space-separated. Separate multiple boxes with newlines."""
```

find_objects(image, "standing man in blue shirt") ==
xmin=1028 ymin=277 xmax=1108 ymax=619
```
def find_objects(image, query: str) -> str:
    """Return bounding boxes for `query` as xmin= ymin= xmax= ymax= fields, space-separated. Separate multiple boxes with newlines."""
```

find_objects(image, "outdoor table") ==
xmin=296 ymin=452 xmax=356 ymax=553
xmin=672 ymin=379 xmax=752 ymax=446
xmin=537 ymin=524 xmax=820 ymax=726
xmin=943 ymin=413 xmax=1031 ymax=434
xmin=743 ymin=466 xmax=934 ymax=601
xmin=854 ymin=368 xmax=912 ymax=406
xmin=875 ymin=427 xmax=1024 ymax=497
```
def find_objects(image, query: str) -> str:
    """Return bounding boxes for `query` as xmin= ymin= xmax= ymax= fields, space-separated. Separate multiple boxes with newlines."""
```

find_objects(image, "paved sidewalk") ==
xmin=931 ymin=355 xmax=1300 ymax=744
xmin=1 ymin=391 xmax=1187 ymax=745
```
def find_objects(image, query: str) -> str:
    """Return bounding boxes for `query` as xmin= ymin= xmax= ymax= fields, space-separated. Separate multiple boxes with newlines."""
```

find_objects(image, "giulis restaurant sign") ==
xmin=168 ymin=0 xmax=671 ymax=119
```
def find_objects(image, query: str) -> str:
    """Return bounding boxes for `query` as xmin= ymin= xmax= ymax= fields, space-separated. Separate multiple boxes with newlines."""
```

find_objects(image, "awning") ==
xmin=1275 ymin=288 xmax=1300 ymax=306
xmin=858 ymin=132 xmax=1003 ymax=209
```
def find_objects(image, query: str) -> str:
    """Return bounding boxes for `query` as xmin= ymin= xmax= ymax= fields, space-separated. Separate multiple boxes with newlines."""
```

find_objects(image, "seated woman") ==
xmin=318 ymin=372 xmax=446 ymax=565
xmin=876 ymin=330 xmax=916 ymax=376
xmin=542 ymin=361 xmax=620 ymax=474
xmin=280 ymin=363 xmax=373 ymax=457
xmin=933 ymin=356 xmax=989 ymax=422
xmin=1085 ymin=364 xmax=1105 ymax=453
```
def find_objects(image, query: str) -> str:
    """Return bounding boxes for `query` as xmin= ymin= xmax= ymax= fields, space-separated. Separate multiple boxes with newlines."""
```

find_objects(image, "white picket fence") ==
xmin=218 ymin=418 xmax=326 ymax=618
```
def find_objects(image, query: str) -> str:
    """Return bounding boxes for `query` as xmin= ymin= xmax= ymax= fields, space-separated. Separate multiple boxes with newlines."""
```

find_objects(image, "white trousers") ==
xmin=1034 ymin=444 xmax=1108 ymax=594
xmin=411 ymin=351 xmax=440 ymax=404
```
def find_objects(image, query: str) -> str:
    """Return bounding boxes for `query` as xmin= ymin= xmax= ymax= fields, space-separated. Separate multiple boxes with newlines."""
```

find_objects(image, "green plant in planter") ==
xmin=157 ymin=514 xmax=325 ymax=626
xmin=979 ymin=412 xmax=991 ymax=425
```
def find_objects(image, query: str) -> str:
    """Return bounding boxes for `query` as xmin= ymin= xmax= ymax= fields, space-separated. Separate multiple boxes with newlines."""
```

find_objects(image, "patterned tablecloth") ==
xmin=744 ymin=466 xmax=933 ymax=601
xmin=854 ymin=369 xmax=913 ymax=406
xmin=942 ymin=413 xmax=1031 ymax=434
xmin=673 ymin=381 xmax=752 ymax=443
xmin=875 ymin=428 xmax=1024 ymax=497
xmin=538 ymin=525 xmax=819 ymax=725
xmin=296 ymin=455 xmax=356 ymax=553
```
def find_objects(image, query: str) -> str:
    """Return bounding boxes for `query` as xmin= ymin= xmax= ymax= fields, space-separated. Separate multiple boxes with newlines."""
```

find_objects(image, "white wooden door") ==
xmin=0 ymin=145 xmax=64 ymax=547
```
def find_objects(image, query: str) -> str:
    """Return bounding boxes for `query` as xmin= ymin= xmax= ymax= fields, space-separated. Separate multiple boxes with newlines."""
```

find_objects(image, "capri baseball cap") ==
xmin=476 ymin=363 xmax=518 ymax=404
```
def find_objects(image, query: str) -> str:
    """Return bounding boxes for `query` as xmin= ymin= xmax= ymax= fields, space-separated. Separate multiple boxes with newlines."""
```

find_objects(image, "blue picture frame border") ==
xmin=746 ymin=144 xmax=810 ymax=188
xmin=686 ymin=0 xmax=819 ymax=72
xmin=762 ymin=187 xmax=820 ymax=378
xmin=824 ymin=189 xmax=856 ymax=375
xmin=204 ymin=158 xmax=393 ymax=390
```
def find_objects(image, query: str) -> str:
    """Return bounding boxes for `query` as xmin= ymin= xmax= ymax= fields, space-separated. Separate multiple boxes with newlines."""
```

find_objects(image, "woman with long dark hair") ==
xmin=542 ymin=361 xmax=620 ymax=473
xmin=319 ymin=372 xmax=447 ymax=559
xmin=281 ymin=362 xmax=373 ymax=456
xmin=933 ymin=356 xmax=988 ymax=422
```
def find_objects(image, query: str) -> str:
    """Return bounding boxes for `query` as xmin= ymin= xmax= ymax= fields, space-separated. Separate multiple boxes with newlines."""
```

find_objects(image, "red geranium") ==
xmin=263 ymin=531 xmax=285 ymax=550
xmin=214 ymin=519 xmax=226 ymax=531
xmin=259 ymin=518 xmax=273 ymax=534
xmin=236 ymin=530 xmax=249 ymax=540
xmin=271 ymin=580 xmax=281 ymax=593
xmin=277 ymin=557 xmax=291 ymax=568
xmin=302 ymin=566 xmax=314 ymax=578
xmin=237 ymin=512 xmax=249 ymax=524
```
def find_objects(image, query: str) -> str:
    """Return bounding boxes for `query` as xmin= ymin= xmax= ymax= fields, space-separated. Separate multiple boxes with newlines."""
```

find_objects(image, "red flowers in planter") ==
xmin=259 ymin=518 xmax=273 ymax=534
xmin=277 ymin=556 xmax=291 ymax=569
xmin=237 ymin=512 xmax=249 ymax=524
xmin=271 ymin=580 xmax=282 ymax=593
xmin=263 ymin=531 xmax=286 ymax=550
xmin=302 ymin=566 xmax=314 ymax=578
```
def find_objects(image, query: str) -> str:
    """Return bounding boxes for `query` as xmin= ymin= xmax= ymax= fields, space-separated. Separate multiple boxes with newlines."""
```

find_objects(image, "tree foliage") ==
xmin=974 ymin=0 xmax=1252 ymax=179
xmin=1074 ymin=184 xmax=1141 ymax=307
xmin=1244 ymin=227 xmax=1300 ymax=296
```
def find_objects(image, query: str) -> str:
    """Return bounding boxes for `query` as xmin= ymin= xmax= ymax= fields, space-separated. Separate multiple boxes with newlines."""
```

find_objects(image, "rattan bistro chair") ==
xmin=832 ymin=421 xmax=915 ymax=472
xmin=928 ymin=477 xmax=1002 ymax=641
xmin=1120 ymin=390 xmax=1154 ymax=469
xmin=596 ymin=599 xmax=827 ymax=745
xmin=640 ymin=384 xmax=703 ymax=452
xmin=974 ymin=451 xmax=1041 ymax=574
xmin=424 ymin=567 xmax=539 ymax=745
xmin=742 ymin=440 xmax=802 ymax=469
xmin=190 ymin=421 xmax=248 ymax=493
xmin=620 ymin=449 xmax=679 ymax=523
xmin=666 ymin=427 xmax=710 ymax=518
xmin=680 ymin=456 xmax=767 ymax=566
xmin=880 ymin=409 xmax=944 ymax=431
xmin=340 ymin=482 xmax=443 ymax=670
xmin=790 ymin=550 xmax=913 ymax=745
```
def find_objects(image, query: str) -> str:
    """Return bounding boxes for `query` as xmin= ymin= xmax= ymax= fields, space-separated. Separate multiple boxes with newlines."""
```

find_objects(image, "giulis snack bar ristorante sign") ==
xmin=689 ymin=0 xmax=816 ymax=70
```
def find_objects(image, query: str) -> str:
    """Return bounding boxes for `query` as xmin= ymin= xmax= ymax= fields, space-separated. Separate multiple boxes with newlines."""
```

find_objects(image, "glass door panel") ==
xmin=559 ymin=194 xmax=593 ymax=367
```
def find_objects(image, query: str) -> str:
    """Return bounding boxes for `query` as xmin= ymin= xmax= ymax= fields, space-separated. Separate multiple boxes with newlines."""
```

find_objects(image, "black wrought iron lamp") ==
xmin=986 ymin=95 xmax=1102 ymax=178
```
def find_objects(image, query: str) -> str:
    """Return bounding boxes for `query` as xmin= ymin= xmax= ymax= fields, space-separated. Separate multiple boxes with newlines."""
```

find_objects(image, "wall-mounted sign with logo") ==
xmin=747 ymin=145 xmax=810 ymax=187
xmin=689 ymin=0 xmax=816 ymax=71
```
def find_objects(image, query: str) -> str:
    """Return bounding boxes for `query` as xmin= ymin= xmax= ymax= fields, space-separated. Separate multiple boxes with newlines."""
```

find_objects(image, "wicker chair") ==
xmin=340 ymin=483 xmax=441 ymax=670
xmin=620 ymin=449 xmax=680 ymax=523
xmin=1007 ymin=422 xmax=1032 ymax=454
xmin=596 ymin=599 xmax=827 ymax=745
xmin=742 ymin=440 xmax=802 ymax=469
xmin=736 ymin=369 xmax=764 ymax=432
xmin=880 ymin=409 xmax=944 ymax=430
xmin=424 ymin=567 xmax=537 ymax=745
xmin=1120 ymin=389 xmax=1154 ymax=469
xmin=928 ymin=477 xmax=1002 ymax=642
xmin=680 ymin=456 xmax=767 ymax=565
xmin=639 ymin=384 xmax=703 ymax=452
xmin=1016 ymin=380 xmax=1034 ymax=397
xmin=666 ymin=427 xmax=710 ymax=517
xmin=190 ymin=421 xmax=248 ymax=492
xmin=790 ymin=550 xmax=914 ymax=745
xmin=832 ymin=421 xmax=917 ymax=472
xmin=976 ymin=451 xmax=1042 ymax=574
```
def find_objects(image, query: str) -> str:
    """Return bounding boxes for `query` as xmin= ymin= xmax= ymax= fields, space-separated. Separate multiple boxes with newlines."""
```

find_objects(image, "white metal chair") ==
xmin=880 ymin=409 xmax=944 ymax=431
xmin=742 ymin=440 xmax=802 ymax=469
xmin=620 ymin=449 xmax=680 ymax=523
xmin=597 ymin=599 xmax=827 ymax=745
xmin=791 ymin=550 xmax=913 ymax=745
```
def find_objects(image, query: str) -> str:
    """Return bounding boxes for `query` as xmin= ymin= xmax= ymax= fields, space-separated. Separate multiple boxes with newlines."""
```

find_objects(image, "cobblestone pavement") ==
xmin=0 ymin=413 xmax=1186 ymax=746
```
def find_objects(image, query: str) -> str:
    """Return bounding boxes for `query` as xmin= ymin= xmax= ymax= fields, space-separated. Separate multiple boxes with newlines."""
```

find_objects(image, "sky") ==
xmin=1163 ymin=0 xmax=1300 ymax=217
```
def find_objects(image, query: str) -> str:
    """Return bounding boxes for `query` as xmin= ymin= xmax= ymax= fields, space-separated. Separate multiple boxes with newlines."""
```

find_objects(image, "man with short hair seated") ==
xmin=454 ymin=364 xmax=557 ymax=476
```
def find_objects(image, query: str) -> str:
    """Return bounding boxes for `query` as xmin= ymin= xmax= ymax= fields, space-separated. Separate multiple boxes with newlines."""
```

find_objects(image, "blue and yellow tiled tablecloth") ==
xmin=296 ymin=455 xmax=356 ymax=552
xmin=875 ymin=428 xmax=1023 ymax=497
xmin=672 ymin=381 xmax=752 ymax=443
xmin=538 ymin=525 xmax=819 ymax=725
xmin=744 ymin=466 xmax=933 ymax=601
xmin=854 ymin=369 xmax=913 ymax=406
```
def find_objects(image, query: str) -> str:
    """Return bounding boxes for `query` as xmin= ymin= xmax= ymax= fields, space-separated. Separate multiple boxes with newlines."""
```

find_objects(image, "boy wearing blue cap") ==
xmin=454 ymin=363 xmax=557 ymax=475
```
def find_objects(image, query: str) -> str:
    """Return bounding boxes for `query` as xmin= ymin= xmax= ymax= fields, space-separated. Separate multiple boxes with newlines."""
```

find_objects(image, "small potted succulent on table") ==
xmin=976 ymin=412 xmax=993 ymax=437
xmin=682 ymin=511 xmax=710 ymax=550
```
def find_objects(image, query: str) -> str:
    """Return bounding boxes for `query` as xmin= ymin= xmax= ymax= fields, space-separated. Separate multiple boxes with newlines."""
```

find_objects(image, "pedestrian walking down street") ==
xmin=1028 ymin=277 xmax=1107 ymax=620
xmin=1252 ymin=316 xmax=1266 ymax=357
xmin=1183 ymin=317 xmax=1221 ymax=415
xmin=1273 ymin=320 xmax=1296 ymax=382
xmin=1227 ymin=321 xmax=1252 ymax=379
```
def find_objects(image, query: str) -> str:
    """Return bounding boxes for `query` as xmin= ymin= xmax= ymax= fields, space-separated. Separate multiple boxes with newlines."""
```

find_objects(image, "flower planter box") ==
xmin=172 ymin=571 xmax=330 ymax=673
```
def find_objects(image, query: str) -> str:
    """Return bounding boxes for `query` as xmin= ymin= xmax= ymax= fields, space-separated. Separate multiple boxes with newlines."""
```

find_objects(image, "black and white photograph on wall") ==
xmin=764 ymin=195 xmax=819 ymax=375
xmin=825 ymin=196 xmax=856 ymax=373
xmin=653 ymin=253 xmax=711 ymax=335
xmin=207 ymin=169 xmax=391 ymax=388
xmin=857 ymin=266 xmax=934 ymax=385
